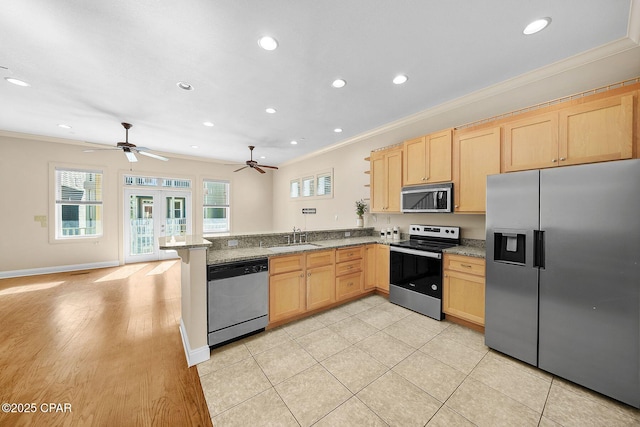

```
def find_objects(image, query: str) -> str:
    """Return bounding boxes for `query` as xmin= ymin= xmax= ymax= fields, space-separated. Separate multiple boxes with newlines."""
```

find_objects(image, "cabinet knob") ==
xmin=454 ymin=205 xmax=459 ymax=208
xmin=299 ymin=273 xmax=304 ymax=278
xmin=559 ymin=157 xmax=566 ymax=161
xmin=307 ymin=273 xmax=311 ymax=277
xmin=552 ymin=159 xmax=557 ymax=163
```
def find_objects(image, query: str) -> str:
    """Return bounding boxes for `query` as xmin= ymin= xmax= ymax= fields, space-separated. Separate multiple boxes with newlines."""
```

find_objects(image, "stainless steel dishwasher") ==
xmin=207 ymin=258 xmax=269 ymax=347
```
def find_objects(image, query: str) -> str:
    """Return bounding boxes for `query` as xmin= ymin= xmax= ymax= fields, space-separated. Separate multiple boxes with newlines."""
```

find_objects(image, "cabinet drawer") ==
xmin=445 ymin=254 xmax=485 ymax=277
xmin=336 ymin=259 xmax=363 ymax=276
xmin=305 ymin=250 xmax=335 ymax=269
xmin=269 ymin=254 xmax=304 ymax=275
xmin=336 ymin=271 xmax=363 ymax=301
xmin=335 ymin=246 xmax=364 ymax=263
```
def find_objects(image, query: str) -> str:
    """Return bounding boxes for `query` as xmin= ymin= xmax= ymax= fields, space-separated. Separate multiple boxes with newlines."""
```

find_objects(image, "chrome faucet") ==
xmin=292 ymin=227 xmax=301 ymax=244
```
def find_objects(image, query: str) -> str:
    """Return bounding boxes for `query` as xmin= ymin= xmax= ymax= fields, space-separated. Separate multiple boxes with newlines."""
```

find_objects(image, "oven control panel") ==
xmin=409 ymin=224 xmax=460 ymax=240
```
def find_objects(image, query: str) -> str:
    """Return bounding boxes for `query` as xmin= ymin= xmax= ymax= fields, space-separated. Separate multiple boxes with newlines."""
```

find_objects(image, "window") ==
xmin=290 ymin=179 xmax=300 ymax=198
xmin=203 ymin=180 xmax=229 ymax=233
xmin=302 ymin=176 xmax=314 ymax=197
xmin=316 ymin=173 xmax=332 ymax=196
xmin=289 ymin=169 xmax=333 ymax=199
xmin=55 ymin=168 xmax=103 ymax=238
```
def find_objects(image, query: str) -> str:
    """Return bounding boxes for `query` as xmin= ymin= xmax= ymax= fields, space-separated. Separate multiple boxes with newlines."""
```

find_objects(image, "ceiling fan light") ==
xmin=265 ymin=107 xmax=277 ymax=114
xmin=124 ymin=151 xmax=138 ymax=162
xmin=523 ymin=17 xmax=551 ymax=35
xmin=177 ymin=81 xmax=194 ymax=91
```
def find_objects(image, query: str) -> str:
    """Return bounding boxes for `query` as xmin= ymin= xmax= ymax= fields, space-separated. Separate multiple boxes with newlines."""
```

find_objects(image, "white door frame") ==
xmin=124 ymin=188 xmax=192 ymax=263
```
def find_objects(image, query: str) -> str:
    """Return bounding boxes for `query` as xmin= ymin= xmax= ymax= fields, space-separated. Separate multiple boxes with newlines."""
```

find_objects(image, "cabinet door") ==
xmin=385 ymin=148 xmax=403 ymax=212
xmin=427 ymin=129 xmax=452 ymax=183
xmin=374 ymin=244 xmax=389 ymax=292
xmin=269 ymin=270 xmax=306 ymax=323
xmin=453 ymin=126 xmax=501 ymax=213
xmin=306 ymin=250 xmax=334 ymax=269
xmin=363 ymin=245 xmax=376 ymax=290
xmin=443 ymin=270 xmax=485 ymax=326
xmin=336 ymin=271 xmax=363 ymax=301
xmin=307 ymin=264 xmax=336 ymax=311
xmin=403 ymin=136 xmax=427 ymax=185
xmin=503 ymin=112 xmax=559 ymax=172
xmin=559 ymin=94 xmax=634 ymax=166
xmin=370 ymin=151 xmax=386 ymax=213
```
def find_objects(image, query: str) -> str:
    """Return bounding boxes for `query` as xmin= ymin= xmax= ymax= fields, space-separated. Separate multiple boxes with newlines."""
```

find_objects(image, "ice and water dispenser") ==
xmin=493 ymin=231 xmax=526 ymax=265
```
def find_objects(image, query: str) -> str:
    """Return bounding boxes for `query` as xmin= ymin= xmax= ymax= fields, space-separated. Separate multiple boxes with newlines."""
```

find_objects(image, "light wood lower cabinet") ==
xmin=306 ymin=251 xmax=335 ymax=311
xmin=335 ymin=246 xmax=363 ymax=301
xmin=374 ymin=244 xmax=390 ymax=292
xmin=269 ymin=257 xmax=306 ymax=323
xmin=364 ymin=245 xmax=377 ymax=290
xmin=443 ymin=254 xmax=486 ymax=327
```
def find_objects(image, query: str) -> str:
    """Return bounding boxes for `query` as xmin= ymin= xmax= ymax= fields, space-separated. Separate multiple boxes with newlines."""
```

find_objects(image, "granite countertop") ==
xmin=443 ymin=245 xmax=486 ymax=259
xmin=158 ymin=235 xmax=212 ymax=250
xmin=207 ymin=236 xmax=387 ymax=264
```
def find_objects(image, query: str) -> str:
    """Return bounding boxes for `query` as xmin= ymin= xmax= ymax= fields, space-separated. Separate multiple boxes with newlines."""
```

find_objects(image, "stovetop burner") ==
xmin=389 ymin=224 xmax=461 ymax=253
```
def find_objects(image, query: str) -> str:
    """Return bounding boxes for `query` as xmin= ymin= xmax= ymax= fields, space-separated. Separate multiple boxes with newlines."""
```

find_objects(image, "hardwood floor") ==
xmin=0 ymin=261 xmax=212 ymax=426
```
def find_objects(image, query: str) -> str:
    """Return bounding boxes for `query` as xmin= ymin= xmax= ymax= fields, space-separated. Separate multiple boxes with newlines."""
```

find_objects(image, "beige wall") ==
xmin=0 ymin=133 xmax=272 ymax=274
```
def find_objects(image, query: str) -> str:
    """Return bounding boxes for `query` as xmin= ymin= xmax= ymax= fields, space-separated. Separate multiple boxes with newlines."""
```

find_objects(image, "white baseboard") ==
xmin=180 ymin=318 xmax=210 ymax=367
xmin=0 ymin=260 xmax=120 ymax=279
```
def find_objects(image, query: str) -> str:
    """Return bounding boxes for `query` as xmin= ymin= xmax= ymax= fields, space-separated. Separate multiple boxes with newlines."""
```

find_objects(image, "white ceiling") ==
xmin=0 ymin=0 xmax=637 ymax=166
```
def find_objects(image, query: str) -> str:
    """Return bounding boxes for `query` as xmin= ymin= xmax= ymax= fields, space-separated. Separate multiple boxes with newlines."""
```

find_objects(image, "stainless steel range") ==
xmin=389 ymin=224 xmax=460 ymax=320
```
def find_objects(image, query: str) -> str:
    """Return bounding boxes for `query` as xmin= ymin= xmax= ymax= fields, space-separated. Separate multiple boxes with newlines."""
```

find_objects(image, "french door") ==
xmin=124 ymin=189 xmax=192 ymax=263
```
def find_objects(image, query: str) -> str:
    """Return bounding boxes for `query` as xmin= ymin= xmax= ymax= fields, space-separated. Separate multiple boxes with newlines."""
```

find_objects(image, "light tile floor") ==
xmin=197 ymin=294 xmax=640 ymax=426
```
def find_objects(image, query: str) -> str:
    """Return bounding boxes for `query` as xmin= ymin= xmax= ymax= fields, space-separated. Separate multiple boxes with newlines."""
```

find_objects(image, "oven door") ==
xmin=390 ymin=246 xmax=443 ymax=299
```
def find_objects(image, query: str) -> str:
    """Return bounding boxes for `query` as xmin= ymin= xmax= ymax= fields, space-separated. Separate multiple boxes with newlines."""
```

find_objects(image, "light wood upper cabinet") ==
xmin=503 ymin=112 xmax=559 ymax=172
xmin=370 ymin=147 xmax=402 ymax=213
xmin=403 ymin=129 xmax=452 ymax=185
xmin=559 ymin=93 xmax=634 ymax=166
xmin=453 ymin=126 xmax=501 ymax=213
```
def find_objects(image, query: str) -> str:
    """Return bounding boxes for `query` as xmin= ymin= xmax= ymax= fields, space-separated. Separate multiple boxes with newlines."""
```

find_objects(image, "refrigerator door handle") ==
xmin=534 ymin=230 xmax=545 ymax=269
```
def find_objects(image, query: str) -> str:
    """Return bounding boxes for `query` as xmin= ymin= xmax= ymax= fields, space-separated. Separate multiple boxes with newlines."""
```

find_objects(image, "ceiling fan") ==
xmin=234 ymin=145 xmax=278 ymax=174
xmin=83 ymin=122 xmax=169 ymax=162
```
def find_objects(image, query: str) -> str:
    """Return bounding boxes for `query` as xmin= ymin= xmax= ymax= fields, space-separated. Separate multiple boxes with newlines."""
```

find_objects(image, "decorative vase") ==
xmin=356 ymin=216 xmax=364 ymax=227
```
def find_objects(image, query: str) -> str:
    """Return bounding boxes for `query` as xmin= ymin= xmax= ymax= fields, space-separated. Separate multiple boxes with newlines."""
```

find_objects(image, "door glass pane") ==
xmin=129 ymin=195 xmax=155 ymax=255
xmin=165 ymin=196 xmax=186 ymax=236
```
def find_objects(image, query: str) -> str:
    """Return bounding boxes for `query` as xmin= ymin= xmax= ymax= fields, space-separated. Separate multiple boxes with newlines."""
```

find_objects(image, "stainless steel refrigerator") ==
xmin=485 ymin=159 xmax=640 ymax=408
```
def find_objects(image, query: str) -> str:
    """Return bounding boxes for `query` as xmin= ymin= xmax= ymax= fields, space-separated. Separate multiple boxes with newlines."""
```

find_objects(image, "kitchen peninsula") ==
xmin=161 ymin=228 xmax=485 ymax=366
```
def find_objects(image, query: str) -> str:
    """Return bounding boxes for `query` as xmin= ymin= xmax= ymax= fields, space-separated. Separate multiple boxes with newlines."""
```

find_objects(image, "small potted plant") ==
xmin=355 ymin=199 xmax=367 ymax=227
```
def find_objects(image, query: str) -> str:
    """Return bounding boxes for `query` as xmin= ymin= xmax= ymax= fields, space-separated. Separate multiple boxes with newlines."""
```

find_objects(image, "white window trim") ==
xmin=203 ymin=178 xmax=230 ymax=234
xmin=49 ymin=162 xmax=106 ymax=244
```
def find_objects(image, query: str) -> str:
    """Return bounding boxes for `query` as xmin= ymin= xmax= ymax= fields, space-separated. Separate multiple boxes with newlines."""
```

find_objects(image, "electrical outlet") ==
xmin=344 ymin=231 xmax=351 ymax=237
xmin=227 ymin=240 xmax=238 ymax=247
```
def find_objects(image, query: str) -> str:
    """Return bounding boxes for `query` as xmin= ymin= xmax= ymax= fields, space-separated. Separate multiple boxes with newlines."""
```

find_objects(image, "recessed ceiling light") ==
xmin=290 ymin=140 xmax=298 ymax=145
xmin=203 ymin=121 xmax=214 ymax=127
xmin=265 ymin=107 xmax=277 ymax=114
xmin=5 ymin=77 xmax=30 ymax=87
xmin=260 ymin=156 xmax=266 ymax=159
xmin=177 ymin=81 xmax=194 ymax=91
xmin=191 ymin=145 xmax=199 ymax=149
xmin=332 ymin=79 xmax=346 ymax=88
xmin=523 ymin=17 xmax=551 ymax=35
xmin=334 ymin=128 xmax=343 ymax=133
xmin=258 ymin=36 xmax=278 ymax=51
xmin=392 ymin=74 xmax=408 ymax=85
xmin=57 ymin=124 xmax=72 ymax=129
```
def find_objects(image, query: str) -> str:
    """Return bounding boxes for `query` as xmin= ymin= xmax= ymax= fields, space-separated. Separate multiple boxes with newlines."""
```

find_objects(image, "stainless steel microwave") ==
xmin=401 ymin=183 xmax=453 ymax=213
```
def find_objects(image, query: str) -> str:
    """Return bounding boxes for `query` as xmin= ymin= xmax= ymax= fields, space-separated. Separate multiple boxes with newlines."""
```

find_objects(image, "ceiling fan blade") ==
xmin=124 ymin=151 xmax=138 ymax=162
xmin=254 ymin=166 xmax=266 ymax=174
xmin=256 ymin=164 xmax=278 ymax=170
xmin=137 ymin=150 xmax=169 ymax=161
xmin=234 ymin=166 xmax=249 ymax=172
xmin=83 ymin=148 xmax=121 ymax=152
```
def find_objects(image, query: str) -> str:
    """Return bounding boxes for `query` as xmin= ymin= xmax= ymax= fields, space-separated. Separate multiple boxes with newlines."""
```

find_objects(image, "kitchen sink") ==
xmin=267 ymin=243 xmax=321 ymax=253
